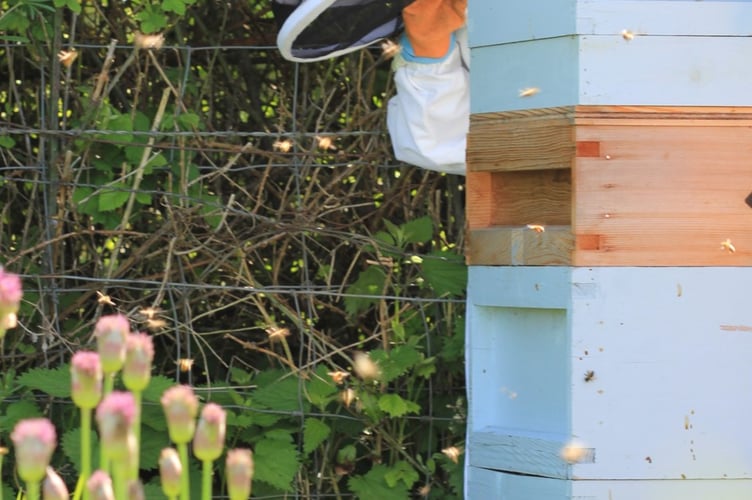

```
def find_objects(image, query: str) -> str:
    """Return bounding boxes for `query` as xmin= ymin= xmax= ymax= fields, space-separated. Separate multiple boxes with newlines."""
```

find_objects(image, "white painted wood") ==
xmin=466 ymin=466 xmax=569 ymax=500
xmin=465 ymin=267 xmax=752 ymax=497
xmin=468 ymin=266 xmax=571 ymax=309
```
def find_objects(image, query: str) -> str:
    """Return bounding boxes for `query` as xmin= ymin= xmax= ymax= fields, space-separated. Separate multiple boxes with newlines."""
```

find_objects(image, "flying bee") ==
xmin=584 ymin=370 xmax=596 ymax=382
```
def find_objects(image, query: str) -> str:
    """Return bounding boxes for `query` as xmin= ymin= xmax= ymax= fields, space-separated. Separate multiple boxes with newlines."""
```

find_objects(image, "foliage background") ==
xmin=0 ymin=0 xmax=467 ymax=497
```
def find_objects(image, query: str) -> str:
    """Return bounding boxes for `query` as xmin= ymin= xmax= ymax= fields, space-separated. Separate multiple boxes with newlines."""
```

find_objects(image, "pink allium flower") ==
xmin=71 ymin=351 xmax=103 ymax=409
xmin=93 ymin=314 xmax=130 ymax=374
xmin=87 ymin=470 xmax=114 ymax=500
xmin=11 ymin=418 xmax=57 ymax=483
xmin=160 ymin=385 xmax=199 ymax=444
xmin=226 ymin=448 xmax=254 ymax=500
xmin=193 ymin=403 xmax=226 ymax=462
xmin=95 ymin=391 xmax=137 ymax=461
xmin=0 ymin=267 xmax=21 ymax=338
xmin=43 ymin=467 xmax=69 ymax=500
xmin=159 ymin=448 xmax=182 ymax=498
xmin=123 ymin=332 xmax=154 ymax=392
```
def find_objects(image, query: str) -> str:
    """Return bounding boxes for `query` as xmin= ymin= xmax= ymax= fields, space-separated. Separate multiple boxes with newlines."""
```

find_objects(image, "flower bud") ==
xmin=93 ymin=314 xmax=130 ymax=374
xmin=193 ymin=403 xmax=226 ymax=462
xmin=0 ymin=268 xmax=22 ymax=339
xmin=226 ymin=448 xmax=254 ymax=500
xmin=159 ymin=448 xmax=182 ymax=498
xmin=43 ymin=467 xmax=69 ymax=500
xmin=123 ymin=332 xmax=154 ymax=392
xmin=11 ymin=418 xmax=57 ymax=483
xmin=71 ymin=351 xmax=103 ymax=409
xmin=95 ymin=391 xmax=137 ymax=461
xmin=160 ymin=385 xmax=199 ymax=444
xmin=87 ymin=470 xmax=114 ymax=500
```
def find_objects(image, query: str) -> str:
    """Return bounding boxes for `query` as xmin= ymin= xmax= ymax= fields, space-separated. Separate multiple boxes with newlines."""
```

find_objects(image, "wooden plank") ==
xmin=468 ymin=227 xmax=574 ymax=266
xmin=470 ymin=35 xmax=752 ymax=113
xmin=577 ymin=0 xmax=752 ymax=38
xmin=468 ymin=266 xmax=572 ymax=309
xmin=469 ymin=428 xmax=571 ymax=479
xmin=490 ymin=170 xmax=571 ymax=226
xmin=471 ymin=37 xmax=579 ymax=114
xmin=466 ymin=171 xmax=495 ymax=230
xmin=468 ymin=0 xmax=577 ymax=47
xmin=579 ymin=35 xmax=752 ymax=106
xmin=469 ymin=0 xmax=752 ymax=47
xmin=568 ymin=268 xmax=752 ymax=480
xmin=466 ymin=467 xmax=569 ymax=500
xmin=572 ymin=124 xmax=752 ymax=266
xmin=468 ymin=111 xmax=575 ymax=172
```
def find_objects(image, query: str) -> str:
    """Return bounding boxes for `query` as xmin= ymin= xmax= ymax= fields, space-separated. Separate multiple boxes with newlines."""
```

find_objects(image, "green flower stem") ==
xmin=25 ymin=481 xmax=40 ymax=500
xmin=113 ymin=460 xmax=127 ymax=500
xmin=130 ymin=390 xmax=143 ymax=481
xmin=178 ymin=442 xmax=190 ymax=500
xmin=201 ymin=460 xmax=213 ymax=500
xmin=0 ymin=450 xmax=4 ymax=500
xmin=81 ymin=407 xmax=93 ymax=500
xmin=99 ymin=374 xmax=114 ymax=473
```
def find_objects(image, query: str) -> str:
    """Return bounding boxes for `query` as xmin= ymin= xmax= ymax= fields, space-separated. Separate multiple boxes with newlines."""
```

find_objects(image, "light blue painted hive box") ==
xmin=464 ymin=1 xmax=752 ymax=498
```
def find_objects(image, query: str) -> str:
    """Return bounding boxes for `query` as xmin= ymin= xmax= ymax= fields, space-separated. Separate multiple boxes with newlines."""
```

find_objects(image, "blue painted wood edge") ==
xmin=469 ymin=427 xmax=573 ymax=479
xmin=468 ymin=266 xmax=572 ymax=309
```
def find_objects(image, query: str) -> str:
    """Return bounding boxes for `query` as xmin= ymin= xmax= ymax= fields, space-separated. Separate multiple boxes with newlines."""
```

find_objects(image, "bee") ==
xmin=380 ymin=39 xmax=400 ymax=60
xmin=621 ymin=29 xmax=635 ymax=41
xmin=327 ymin=371 xmax=350 ymax=385
xmin=273 ymin=140 xmax=293 ymax=153
xmin=526 ymin=224 xmax=545 ymax=233
xmin=57 ymin=49 xmax=78 ymax=68
xmin=316 ymin=136 xmax=336 ymax=151
xmin=96 ymin=291 xmax=116 ymax=307
xmin=266 ymin=326 xmax=290 ymax=341
xmin=441 ymin=446 xmax=462 ymax=464
xmin=720 ymin=238 xmax=736 ymax=253
xmin=519 ymin=87 xmax=540 ymax=98
xmin=177 ymin=358 xmax=194 ymax=372
xmin=134 ymin=32 xmax=165 ymax=50
xmin=584 ymin=370 xmax=596 ymax=382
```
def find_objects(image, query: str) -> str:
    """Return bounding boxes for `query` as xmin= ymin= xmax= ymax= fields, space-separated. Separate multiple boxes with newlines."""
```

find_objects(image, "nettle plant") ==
xmin=0 ymin=268 xmax=253 ymax=500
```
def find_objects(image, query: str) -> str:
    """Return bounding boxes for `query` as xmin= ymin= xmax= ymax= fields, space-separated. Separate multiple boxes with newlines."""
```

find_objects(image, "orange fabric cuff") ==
xmin=402 ymin=0 xmax=467 ymax=59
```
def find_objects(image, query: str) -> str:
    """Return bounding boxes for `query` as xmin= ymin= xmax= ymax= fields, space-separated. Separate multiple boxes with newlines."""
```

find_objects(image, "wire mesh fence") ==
xmin=0 ymin=2 xmax=466 ymax=498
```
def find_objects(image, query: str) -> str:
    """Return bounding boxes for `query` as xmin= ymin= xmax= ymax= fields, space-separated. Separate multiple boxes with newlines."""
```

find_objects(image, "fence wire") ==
xmin=0 ymin=10 xmax=466 ymax=498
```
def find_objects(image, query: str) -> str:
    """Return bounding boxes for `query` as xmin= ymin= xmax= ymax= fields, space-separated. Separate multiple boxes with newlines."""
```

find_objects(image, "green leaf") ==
xmin=253 ymin=374 xmax=308 ymax=413
xmin=98 ymin=184 xmax=130 ymax=212
xmin=420 ymin=251 xmax=467 ymax=297
xmin=61 ymin=427 xmax=101 ymax=473
xmin=253 ymin=432 xmax=299 ymax=492
xmin=370 ymin=345 xmax=421 ymax=383
xmin=162 ymin=0 xmax=187 ymax=14
xmin=142 ymin=374 xmax=175 ymax=402
xmin=303 ymin=417 xmax=331 ymax=455
xmin=17 ymin=364 xmax=71 ymax=397
xmin=139 ymin=426 xmax=165 ymax=470
xmin=306 ymin=365 xmax=338 ymax=410
xmin=349 ymin=464 xmax=410 ymax=500
xmin=0 ymin=399 xmax=41 ymax=432
xmin=401 ymin=216 xmax=433 ymax=245
xmin=177 ymin=112 xmax=200 ymax=129
xmin=378 ymin=393 xmax=420 ymax=417
xmin=383 ymin=460 xmax=419 ymax=489
xmin=0 ymin=136 xmax=15 ymax=148
xmin=344 ymin=266 xmax=386 ymax=316
xmin=140 ymin=402 xmax=168 ymax=431
xmin=136 ymin=7 xmax=167 ymax=33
